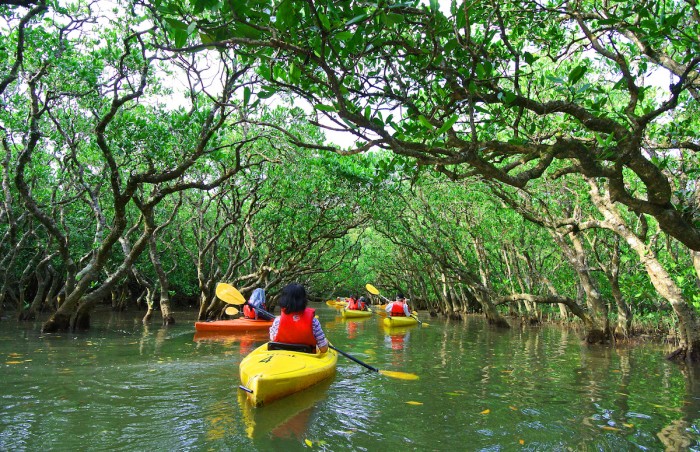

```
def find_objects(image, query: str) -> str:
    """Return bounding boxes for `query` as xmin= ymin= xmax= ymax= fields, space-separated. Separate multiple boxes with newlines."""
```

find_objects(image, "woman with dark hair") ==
xmin=269 ymin=283 xmax=329 ymax=353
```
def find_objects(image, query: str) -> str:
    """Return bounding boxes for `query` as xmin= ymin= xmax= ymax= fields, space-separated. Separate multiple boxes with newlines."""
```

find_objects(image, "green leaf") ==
xmin=435 ymin=114 xmax=459 ymax=135
xmin=315 ymin=104 xmax=337 ymax=112
xmin=418 ymin=115 xmax=434 ymax=129
xmin=568 ymin=65 xmax=587 ymax=85
xmin=335 ymin=31 xmax=354 ymax=41
xmin=346 ymin=13 xmax=369 ymax=26
xmin=243 ymin=86 xmax=251 ymax=106
xmin=173 ymin=29 xmax=188 ymax=48
xmin=318 ymin=12 xmax=331 ymax=30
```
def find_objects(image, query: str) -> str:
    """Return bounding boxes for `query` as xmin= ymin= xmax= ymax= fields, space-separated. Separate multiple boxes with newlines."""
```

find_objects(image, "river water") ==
xmin=1 ymin=305 xmax=699 ymax=451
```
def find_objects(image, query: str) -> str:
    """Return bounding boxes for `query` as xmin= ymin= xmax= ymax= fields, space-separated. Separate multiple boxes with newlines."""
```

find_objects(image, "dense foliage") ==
xmin=1 ymin=0 xmax=698 ymax=361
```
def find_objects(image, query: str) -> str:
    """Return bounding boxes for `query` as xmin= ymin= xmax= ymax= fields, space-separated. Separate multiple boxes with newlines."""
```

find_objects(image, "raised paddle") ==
xmin=365 ymin=283 xmax=429 ymax=326
xmin=328 ymin=345 xmax=418 ymax=381
xmin=224 ymin=306 xmax=239 ymax=316
xmin=216 ymin=283 xmax=246 ymax=305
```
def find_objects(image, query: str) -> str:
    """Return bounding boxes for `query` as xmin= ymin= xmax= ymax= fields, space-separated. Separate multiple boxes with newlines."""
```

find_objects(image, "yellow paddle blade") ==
xmin=365 ymin=283 xmax=379 ymax=295
xmin=379 ymin=370 xmax=419 ymax=380
xmin=216 ymin=283 xmax=246 ymax=305
xmin=224 ymin=306 xmax=238 ymax=316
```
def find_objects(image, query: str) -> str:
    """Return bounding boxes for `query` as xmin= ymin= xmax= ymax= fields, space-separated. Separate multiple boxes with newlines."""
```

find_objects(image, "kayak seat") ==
xmin=267 ymin=342 xmax=316 ymax=354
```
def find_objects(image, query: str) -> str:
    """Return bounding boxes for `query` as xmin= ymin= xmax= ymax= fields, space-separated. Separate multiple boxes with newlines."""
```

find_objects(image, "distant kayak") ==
xmin=194 ymin=318 xmax=273 ymax=333
xmin=383 ymin=316 xmax=418 ymax=327
xmin=239 ymin=342 xmax=337 ymax=407
xmin=341 ymin=308 xmax=372 ymax=319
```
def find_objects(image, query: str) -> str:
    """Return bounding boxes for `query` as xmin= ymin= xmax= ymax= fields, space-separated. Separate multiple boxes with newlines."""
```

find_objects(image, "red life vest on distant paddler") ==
xmin=347 ymin=298 xmax=359 ymax=310
xmin=273 ymin=307 xmax=316 ymax=347
xmin=243 ymin=304 xmax=256 ymax=319
xmin=390 ymin=301 xmax=407 ymax=316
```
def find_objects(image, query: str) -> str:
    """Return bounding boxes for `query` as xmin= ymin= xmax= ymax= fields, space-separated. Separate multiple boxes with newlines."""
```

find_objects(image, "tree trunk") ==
xmin=551 ymin=230 xmax=610 ymax=343
xmin=588 ymin=179 xmax=700 ymax=362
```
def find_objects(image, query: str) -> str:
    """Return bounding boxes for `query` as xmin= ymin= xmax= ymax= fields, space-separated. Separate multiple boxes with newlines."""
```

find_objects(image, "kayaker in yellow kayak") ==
xmin=269 ymin=283 xmax=329 ymax=353
xmin=358 ymin=296 xmax=369 ymax=310
xmin=385 ymin=293 xmax=411 ymax=317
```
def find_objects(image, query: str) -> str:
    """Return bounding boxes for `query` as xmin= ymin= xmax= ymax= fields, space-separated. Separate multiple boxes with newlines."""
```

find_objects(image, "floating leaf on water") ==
xmin=501 ymin=370 xmax=513 ymax=373
xmin=612 ymin=369 xmax=620 ymax=373
xmin=304 ymin=438 xmax=313 ymax=447
xmin=480 ymin=409 xmax=490 ymax=414
xmin=623 ymin=423 xmax=634 ymax=428
xmin=5 ymin=360 xmax=22 ymax=364
xmin=600 ymin=426 xmax=620 ymax=431
xmin=23 ymin=359 xmax=32 ymax=362
xmin=8 ymin=353 xmax=22 ymax=357
xmin=445 ymin=392 xmax=461 ymax=396
xmin=519 ymin=439 xmax=525 ymax=445
xmin=405 ymin=401 xmax=423 ymax=405
xmin=509 ymin=406 xmax=518 ymax=411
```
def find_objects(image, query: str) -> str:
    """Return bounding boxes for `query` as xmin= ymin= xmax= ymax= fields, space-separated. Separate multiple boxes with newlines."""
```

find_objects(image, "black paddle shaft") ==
xmin=329 ymin=345 xmax=379 ymax=373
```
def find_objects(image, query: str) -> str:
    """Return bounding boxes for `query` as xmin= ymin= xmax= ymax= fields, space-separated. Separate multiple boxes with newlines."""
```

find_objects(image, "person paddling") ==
xmin=269 ymin=283 xmax=329 ymax=353
xmin=358 ymin=296 xmax=368 ymax=311
xmin=243 ymin=288 xmax=274 ymax=320
xmin=346 ymin=295 xmax=360 ymax=310
xmin=385 ymin=293 xmax=411 ymax=317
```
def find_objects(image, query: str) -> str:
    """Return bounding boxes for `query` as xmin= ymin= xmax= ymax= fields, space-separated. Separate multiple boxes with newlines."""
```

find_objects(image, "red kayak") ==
xmin=194 ymin=318 xmax=273 ymax=333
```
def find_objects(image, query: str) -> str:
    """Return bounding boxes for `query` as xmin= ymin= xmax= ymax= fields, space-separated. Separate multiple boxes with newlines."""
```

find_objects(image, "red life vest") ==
xmin=273 ymin=307 xmax=316 ymax=347
xmin=390 ymin=301 xmax=407 ymax=316
xmin=359 ymin=301 xmax=366 ymax=310
xmin=243 ymin=304 xmax=256 ymax=319
xmin=347 ymin=298 xmax=359 ymax=310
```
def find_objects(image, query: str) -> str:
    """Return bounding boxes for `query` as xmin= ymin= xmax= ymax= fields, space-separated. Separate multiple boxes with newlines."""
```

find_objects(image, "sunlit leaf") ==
xmin=304 ymin=438 xmax=313 ymax=446
xmin=445 ymin=392 xmax=461 ymax=396
xmin=480 ymin=409 xmax=490 ymax=414
xmin=600 ymin=426 xmax=620 ymax=431
xmin=623 ymin=423 xmax=634 ymax=428
xmin=418 ymin=115 xmax=434 ymax=129
xmin=519 ymin=439 xmax=525 ymax=445
xmin=509 ymin=406 xmax=518 ymax=411
xmin=5 ymin=361 xmax=23 ymax=364
xmin=405 ymin=401 xmax=423 ymax=405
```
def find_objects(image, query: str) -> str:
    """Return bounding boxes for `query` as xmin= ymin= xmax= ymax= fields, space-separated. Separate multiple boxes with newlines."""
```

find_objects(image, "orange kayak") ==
xmin=194 ymin=318 xmax=273 ymax=333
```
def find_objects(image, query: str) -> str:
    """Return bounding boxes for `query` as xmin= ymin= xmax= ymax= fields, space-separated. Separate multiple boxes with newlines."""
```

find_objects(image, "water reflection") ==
xmin=192 ymin=331 xmax=269 ymax=356
xmin=237 ymin=378 xmax=333 ymax=439
xmin=382 ymin=325 xmax=414 ymax=351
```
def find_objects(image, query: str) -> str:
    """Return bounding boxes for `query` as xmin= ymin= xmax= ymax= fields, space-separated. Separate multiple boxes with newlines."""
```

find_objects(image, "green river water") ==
xmin=1 ymin=304 xmax=699 ymax=451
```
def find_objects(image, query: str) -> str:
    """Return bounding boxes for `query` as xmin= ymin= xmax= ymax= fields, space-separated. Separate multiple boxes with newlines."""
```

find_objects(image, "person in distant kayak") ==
xmin=385 ymin=293 xmax=411 ymax=317
xmin=358 ymin=296 xmax=368 ymax=311
xmin=346 ymin=295 xmax=360 ymax=310
xmin=243 ymin=288 xmax=274 ymax=320
xmin=269 ymin=283 xmax=329 ymax=353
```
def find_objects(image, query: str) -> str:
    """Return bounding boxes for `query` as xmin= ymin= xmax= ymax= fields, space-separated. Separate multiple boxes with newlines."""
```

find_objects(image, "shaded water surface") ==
xmin=1 ymin=306 xmax=699 ymax=451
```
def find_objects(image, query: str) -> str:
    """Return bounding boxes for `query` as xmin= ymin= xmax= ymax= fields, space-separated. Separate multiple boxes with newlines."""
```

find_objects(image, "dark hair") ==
xmin=396 ymin=293 xmax=404 ymax=300
xmin=279 ymin=283 xmax=307 ymax=313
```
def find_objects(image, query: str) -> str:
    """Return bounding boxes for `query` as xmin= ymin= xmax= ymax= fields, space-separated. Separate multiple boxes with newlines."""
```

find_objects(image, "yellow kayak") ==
xmin=341 ymin=308 xmax=372 ymax=319
xmin=239 ymin=342 xmax=337 ymax=407
xmin=383 ymin=316 xmax=418 ymax=327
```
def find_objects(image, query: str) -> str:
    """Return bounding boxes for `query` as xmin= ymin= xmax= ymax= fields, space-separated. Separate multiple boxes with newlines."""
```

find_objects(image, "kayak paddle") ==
xmin=329 ymin=345 xmax=418 ymax=381
xmin=216 ymin=283 xmax=246 ymax=305
xmin=224 ymin=306 xmax=239 ymax=316
xmin=365 ymin=283 xmax=429 ymax=326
